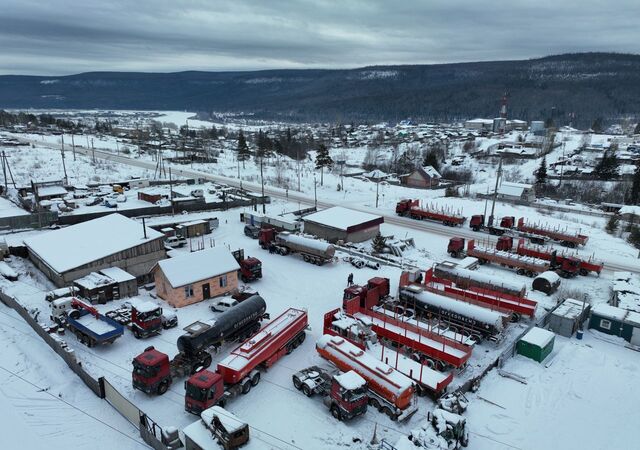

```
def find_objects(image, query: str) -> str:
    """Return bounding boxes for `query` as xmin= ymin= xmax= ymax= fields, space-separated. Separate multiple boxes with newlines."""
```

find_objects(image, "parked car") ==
xmin=161 ymin=310 xmax=178 ymax=329
xmin=210 ymin=298 xmax=239 ymax=312
xmin=165 ymin=236 xmax=187 ymax=248
xmin=244 ymin=224 xmax=261 ymax=239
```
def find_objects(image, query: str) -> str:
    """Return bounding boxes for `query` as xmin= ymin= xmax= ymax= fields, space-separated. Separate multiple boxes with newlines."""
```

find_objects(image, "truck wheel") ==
xmin=450 ymin=251 xmax=458 ymax=258
xmin=203 ymin=354 xmax=213 ymax=369
xmin=286 ymin=343 xmax=294 ymax=354
xmin=516 ymin=268 xmax=525 ymax=275
xmin=303 ymin=255 xmax=310 ymax=262
xmin=298 ymin=333 xmax=306 ymax=345
xmin=133 ymin=328 xmax=141 ymax=339
xmin=241 ymin=275 xmax=248 ymax=283
xmin=251 ymin=372 xmax=260 ymax=386
xmin=293 ymin=377 xmax=302 ymax=390
xmin=331 ymin=405 xmax=342 ymax=421
xmin=157 ymin=380 xmax=169 ymax=395
xmin=302 ymin=384 xmax=313 ymax=397
xmin=579 ymin=268 xmax=589 ymax=276
xmin=241 ymin=380 xmax=252 ymax=395
xmin=383 ymin=406 xmax=397 ymax=420
xmin=369 ymin=397 xmax=380 ymax=410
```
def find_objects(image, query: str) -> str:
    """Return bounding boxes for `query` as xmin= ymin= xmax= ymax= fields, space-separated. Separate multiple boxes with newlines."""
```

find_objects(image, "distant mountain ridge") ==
xmin=1 ymin=52 xmax=639 ymax=125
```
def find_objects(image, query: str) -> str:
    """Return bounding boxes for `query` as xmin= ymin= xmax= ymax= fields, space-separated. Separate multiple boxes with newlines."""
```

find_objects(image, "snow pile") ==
xmin=334 ymin=370 xmax=366 ymax=390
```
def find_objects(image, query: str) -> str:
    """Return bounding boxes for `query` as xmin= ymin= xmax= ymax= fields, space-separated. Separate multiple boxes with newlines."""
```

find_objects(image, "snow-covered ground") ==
xmin=0 ymin=197 xmax=628 ymax=450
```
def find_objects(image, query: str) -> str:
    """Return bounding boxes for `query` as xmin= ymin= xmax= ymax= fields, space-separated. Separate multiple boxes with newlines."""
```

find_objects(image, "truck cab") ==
xmin=395 ymin=199 xmax=418 ymax=216
xmin=239 ymin=257 xmax=262 ymax=282
xmin=469 ymin=215 xmax=484 ymax=231
xmin=448 ymin=238 xmax=465 ymax=258
xmin=131 ymin=302 xmax=163 ymax=338
xmin=132 ymin=346 xmax=172 ymax=395
xmin=257 ymin=228 xmax=276 ymax=248
xmin=184 ymin=369 xmax=226 ymax=415
xmin=326 ymin=371 xmax=368 ymax=421
xmin=495 ymin=236 xmax=513 ymax=252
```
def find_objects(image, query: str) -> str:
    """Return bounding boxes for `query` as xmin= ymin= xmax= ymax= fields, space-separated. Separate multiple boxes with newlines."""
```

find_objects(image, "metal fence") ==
xmin=0 ymin=289 xmax=178 ymax=449
xmin=0 ymin=211 xmax=58 ymax=230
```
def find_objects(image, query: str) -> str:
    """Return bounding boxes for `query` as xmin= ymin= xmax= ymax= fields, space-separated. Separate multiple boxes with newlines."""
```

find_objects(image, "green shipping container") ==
xmin=517 ymin=327 xmax=555 ymax=363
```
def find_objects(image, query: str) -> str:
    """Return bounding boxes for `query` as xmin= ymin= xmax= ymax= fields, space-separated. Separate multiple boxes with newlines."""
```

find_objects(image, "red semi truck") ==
xmin=469 ymin=215 xmax=515 ymax=234
xmin=183 ymin=308 xmax=308 ymax=415
xmin=232 ymin=249 xmax=263 ymax=282
xmin=316 ymin=334 xmax=419 ymax=421
xmin=396 ymin=199 xmax=465 ymax=226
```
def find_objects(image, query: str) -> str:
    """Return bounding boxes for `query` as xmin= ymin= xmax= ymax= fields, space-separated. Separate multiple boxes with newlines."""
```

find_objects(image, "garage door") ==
xmin=631 ymin=327 xmax=640 ymax=346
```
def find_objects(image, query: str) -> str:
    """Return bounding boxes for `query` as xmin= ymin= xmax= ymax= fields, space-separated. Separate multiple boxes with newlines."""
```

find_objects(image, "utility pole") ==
xmin=71 ymin=133 xmax=76 ymax=161
xmin=296 ymin=147 xmax=301 ymax=191
xmin=60 ymin=134 xmax=68 ymax=185
xmin=559 ymin=142 xmax=566 ymax=187
xmin=314 ymin=174 xmax=318 ymax=208
xmin=169 ymin=167 xmax=175 ymax=216
xmin=489 ymin=156 xmax=503 ymax=226
xmin=91 ymin=138 xmax=95 ymax=164
xmin=375 ymin=180 xmax=380 ymax=208
xmin=260 ymin=156 xmax=266 ymax=214
xmin=1 ymin=151 xmax=7 ymax=192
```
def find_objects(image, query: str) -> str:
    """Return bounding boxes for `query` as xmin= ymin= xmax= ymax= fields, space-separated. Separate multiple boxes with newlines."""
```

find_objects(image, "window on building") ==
xmin=600 ymin=319 xmax=612 ymax=330
xmin=184 ymin=285 xmax=194 ymax=298
xmin=219 ymin=275 xmax=227 ymax=288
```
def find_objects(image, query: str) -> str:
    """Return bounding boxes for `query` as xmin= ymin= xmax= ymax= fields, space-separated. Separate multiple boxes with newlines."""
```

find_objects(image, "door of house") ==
xmin=202 ymin=283 xmax=211 ymax=299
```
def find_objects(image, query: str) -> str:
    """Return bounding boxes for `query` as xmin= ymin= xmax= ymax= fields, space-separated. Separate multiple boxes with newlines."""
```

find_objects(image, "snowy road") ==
xmin=21 ymin=138 xmax=640 ymax=275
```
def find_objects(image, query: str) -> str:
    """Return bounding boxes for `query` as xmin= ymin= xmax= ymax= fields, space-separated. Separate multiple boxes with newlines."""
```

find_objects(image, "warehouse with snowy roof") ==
xmin=302 ymin=206 xmax=384 ymax=243
xmin=23 ymin=213 xmax=166 ymax=287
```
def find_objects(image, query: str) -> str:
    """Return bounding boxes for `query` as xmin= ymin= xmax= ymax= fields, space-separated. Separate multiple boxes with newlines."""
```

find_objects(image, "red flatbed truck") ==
xmin=515 ymin=238 xmax=603 ymax=276
xmin=396 ymin=199 xmax=466 ymax=226
xmin=516 ymin=217 xmax=589 ymax=248
xmin=184 ymin=308 xmax=308 ymax=415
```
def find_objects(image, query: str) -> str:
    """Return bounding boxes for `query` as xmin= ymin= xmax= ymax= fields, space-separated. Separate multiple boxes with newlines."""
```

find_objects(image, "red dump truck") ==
xmin=396 ymin=199 xmax=465 ymax=226
xmin=258 ymin=228 xmax=336 ymax=265
xmin=316 ymin=334 xmax=418 ymax=421
xmin=516 ymin=217 xmax=588 ymax=248
xmin=183 ymin=308 xmax=308 ymax=415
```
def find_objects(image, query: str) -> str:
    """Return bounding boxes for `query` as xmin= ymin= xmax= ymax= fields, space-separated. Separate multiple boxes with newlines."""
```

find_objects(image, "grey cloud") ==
xmin=0 ymin=0 xmax=639 ymax=75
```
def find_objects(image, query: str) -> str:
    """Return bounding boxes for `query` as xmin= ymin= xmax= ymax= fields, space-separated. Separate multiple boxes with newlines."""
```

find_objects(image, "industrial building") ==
xmin=302 ymin=207 xmax=384 ymax=243
xmin=24 ymin=213 xmax=166 ymax=287
xmin=154 ymin=247 xmax=240 ymax=308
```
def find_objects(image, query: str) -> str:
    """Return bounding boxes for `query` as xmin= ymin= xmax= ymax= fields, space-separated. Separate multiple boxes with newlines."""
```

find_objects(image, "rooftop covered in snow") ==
xmin=303 ymin=206 xmax=383 ymax=232
xmin=24 ymin=213 xmax=163 ymax=274
xmin=156 ymin=247 xmax=240 ymax=288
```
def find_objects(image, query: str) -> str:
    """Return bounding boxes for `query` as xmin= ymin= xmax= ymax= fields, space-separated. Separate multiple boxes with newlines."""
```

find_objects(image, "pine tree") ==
xmin=372 ymin=232 xmax=387 ymax=253
xmin=605 ymin=214 xmax=619 ymax=234
xmin=628 ymin=226 xmax=640 ymax=249
xmin=315 ymin=143 xmax=333 ymax=186
xmin=422 ymin=151 xmax=440 ymax=172
xmin=594 ymin=149 xmax=619 ymax=180
xmin=591 ymin=118 xmax=603 ymax=133
xmin=237 ymin=130 xmax=250 ymax=169
xmin=634 ymin=123 xmax=640 ymax=135
xmin=536 ymin=157 xmax=548 ymax=186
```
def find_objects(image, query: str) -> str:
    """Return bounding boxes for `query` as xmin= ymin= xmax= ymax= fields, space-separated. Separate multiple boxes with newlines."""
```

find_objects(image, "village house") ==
xmin=154 ymin=247 xmax=240 ymax=308
xmin=400 ymin=165 xmax=442 ymax=188
xmin=496 ymin=181 xmax=535 ymax=203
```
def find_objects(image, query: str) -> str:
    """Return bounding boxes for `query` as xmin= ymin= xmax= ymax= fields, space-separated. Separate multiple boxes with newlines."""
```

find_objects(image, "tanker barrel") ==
xmin=177 ymin=295 xmax=267 ymax=357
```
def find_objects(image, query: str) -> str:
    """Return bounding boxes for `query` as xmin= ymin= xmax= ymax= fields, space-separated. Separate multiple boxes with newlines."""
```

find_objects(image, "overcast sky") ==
xmin=1 ymin=0 xmax=638 ymax=75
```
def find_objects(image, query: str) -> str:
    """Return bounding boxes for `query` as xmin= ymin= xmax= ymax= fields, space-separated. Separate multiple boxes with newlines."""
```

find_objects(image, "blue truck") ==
xmin=65 ymin=300 xmax=125 ymax=347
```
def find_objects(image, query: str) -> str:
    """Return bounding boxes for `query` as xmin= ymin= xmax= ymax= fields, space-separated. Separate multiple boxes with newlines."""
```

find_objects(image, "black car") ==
xmin=244 ymin=224 xmax=261 ymax=239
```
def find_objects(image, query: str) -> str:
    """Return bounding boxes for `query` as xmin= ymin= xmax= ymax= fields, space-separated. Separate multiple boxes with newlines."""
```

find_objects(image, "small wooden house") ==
xmin=400 ymin=166 xmax=441 ymax=188
xmin=548 ymin=298 xmax=590 ymax=337
xmin=154 ymin=247 xmax=239 ymax=308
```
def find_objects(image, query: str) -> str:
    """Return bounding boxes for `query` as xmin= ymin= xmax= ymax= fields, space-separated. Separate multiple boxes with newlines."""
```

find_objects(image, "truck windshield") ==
xmin=344 ymin=386 xmax=367 ymax=401
xmin=138 ymin=309 xmax=162 ymax=321
xmin=133 ymin=362 xmax=158 ymax=378
xmin=186 ymin=383 xmax=209 ymax=402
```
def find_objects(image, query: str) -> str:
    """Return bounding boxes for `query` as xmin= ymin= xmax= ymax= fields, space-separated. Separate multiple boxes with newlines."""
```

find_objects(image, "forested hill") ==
xmin=1 ymin=52 xmax=639 ymax=125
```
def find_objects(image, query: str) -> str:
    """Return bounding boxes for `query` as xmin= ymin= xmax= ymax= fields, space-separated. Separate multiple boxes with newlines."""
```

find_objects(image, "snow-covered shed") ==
xmin=548 ymin=298 xmax=590 ymax=337
xmin=496 ymin=181 xmax=535 ymax=203
xmin=24 ymin=213 xmax=165 ymax=287
xmin=302 ymin=206 xmax=384 ymax=243
xmin=154 ymin=247 xmax=240 ymax=308
xmin=517 ymin=327 xmax=555 ymax=362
